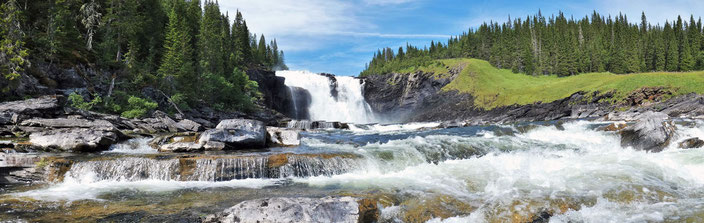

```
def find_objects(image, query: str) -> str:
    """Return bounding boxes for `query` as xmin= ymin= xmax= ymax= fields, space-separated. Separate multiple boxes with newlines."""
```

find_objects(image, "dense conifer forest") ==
xmin=0 ymin=0 xmax=286 ymax=114
xmin=362 ymin=11 xmax=704 ymax=77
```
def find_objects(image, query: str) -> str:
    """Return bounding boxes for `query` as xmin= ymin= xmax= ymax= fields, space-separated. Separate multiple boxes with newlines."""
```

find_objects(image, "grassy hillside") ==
xmin=398 ymin=58 xmax=704 ymax=109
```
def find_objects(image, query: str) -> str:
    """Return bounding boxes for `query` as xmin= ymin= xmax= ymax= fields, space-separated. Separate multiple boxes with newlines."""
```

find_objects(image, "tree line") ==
xmin=0 ymin=0 xmax=287 ymax=113
xmin=362 ymin=11 xmax=704 ymax=77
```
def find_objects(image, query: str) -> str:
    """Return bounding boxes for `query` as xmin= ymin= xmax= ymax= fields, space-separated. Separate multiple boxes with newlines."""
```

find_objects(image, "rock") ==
xmin=0 ymin=96 xmax=61 ymax=124
xmin=29 ymin=128 xmax=120 ymax=152
xmin=177 ymin=119 xmax=202 ymax=132
xmin=598 ymin=122 xmax=628 ymax=131
xmin=153 ymin=111 xmax=183 ymax=133
xmin=285 ymin=120 xmax=350 ymax=130
xmin=619 ymin=112 xmax=676 ymax=152
xmin=148 ymin=132 xmax=199 ymax=150
xmin=679 ymin=137 xmax=704 ymax=149
xmin=203 ymin=196 xmax=377 ymax=223
xmin=203 ymin=141 xmax=226 ymax=151
xmin=199 ymin=119 xmax=267 ymax=149
xmin=266 ymin=127 xmax=301 ymax=147
xmin=0 ymin=153 xmax=44 ymax=168
xmin=159 ymin=142 xmax=203 ymax=152
xmin=20 ymin=118 xmax=117 ymax=131
xmin=246 ymin=69 xmax=297 ymax=119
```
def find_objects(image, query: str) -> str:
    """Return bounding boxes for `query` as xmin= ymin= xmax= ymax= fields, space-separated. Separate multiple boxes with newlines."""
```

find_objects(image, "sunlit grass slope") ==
xmin=401 ymin=58 xmax=704 ymax=109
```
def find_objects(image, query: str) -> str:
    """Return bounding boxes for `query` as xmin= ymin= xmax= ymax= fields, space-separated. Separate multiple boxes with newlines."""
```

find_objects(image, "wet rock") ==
xmin=619 ymin=112 xmax=676 ymax=152
xmin=203 ymin=196 xmax=375 ymax=223
xmin=203 ymin=141 xmax=226 ymax=151
xmin=679 ymin=137 xmax=704 ymax=149
xmin=266 ymin=127 xmax=301 ymax=147
xmin=29 ymin=128 xmax=120 ymax=152
xmin=285 ymin=120 xmax=349 ymax=130
xmin=199 ymin=119 xmax=267 ymax=149
xmin=529 ymin=210 xmax=553 ymax=223
xmin=0 ymin=153 xmax=43 ymax=168
xmin=159 ymin=142 xmax=203 ymax=152
xmin=177 ymin=119 xmax=202 ymax=132
xmin=598 ymin=122 xmax=628 ymax=132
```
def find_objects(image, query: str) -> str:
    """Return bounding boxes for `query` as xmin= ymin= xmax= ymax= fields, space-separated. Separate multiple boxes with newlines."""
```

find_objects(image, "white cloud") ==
xmin=219 ymin=0 xmax=362 ymax=37
xmin=218 ymin=0 xmax=447 ymax=52
xmin=363 ymin=0 xmax=417 ymax=6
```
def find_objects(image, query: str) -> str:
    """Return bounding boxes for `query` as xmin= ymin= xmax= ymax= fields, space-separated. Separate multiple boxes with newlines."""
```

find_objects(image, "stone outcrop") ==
xmin=203 ymin=196 xmax=379 ymax=223
xmin=0 ymin=96 xmax=62 ymax=125
xmin=198 ymin=119 xmax=268 ymax=150
xmin=29 ymin=128 xmax=121 ymax=152
xmin=619 ymin=112 xmax=677 ymax=152
xmin=266 ymin=127 xmax=301 ymax=147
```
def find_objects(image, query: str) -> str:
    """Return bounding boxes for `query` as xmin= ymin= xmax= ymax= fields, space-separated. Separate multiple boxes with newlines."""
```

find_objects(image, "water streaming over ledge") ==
xmin=63 ymin=154 xmax=362 ymax=183
xmin=275 ymin=70 xmax=377 ymax=124
xmin=7 ymin=120 xmax=704 ymax=222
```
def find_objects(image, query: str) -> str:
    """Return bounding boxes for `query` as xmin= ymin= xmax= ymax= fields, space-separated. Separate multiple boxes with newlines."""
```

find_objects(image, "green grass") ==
xmin=401 ymin=58 xmax=704 ymax=109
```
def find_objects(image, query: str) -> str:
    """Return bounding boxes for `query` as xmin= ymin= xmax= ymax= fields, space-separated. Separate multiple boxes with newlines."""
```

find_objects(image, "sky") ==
xmin=218 ymin=0 xmax=704 ymax=76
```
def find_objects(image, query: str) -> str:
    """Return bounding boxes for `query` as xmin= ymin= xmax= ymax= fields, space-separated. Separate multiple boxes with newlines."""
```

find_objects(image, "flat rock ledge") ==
xmin=203 ymin=196 xmax=379 ymax=223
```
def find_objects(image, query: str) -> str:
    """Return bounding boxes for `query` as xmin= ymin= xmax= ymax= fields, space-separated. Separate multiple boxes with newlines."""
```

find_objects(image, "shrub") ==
xmin=68 ymin=92 xmax=102 ymax=111
xmin=121 ymin=96 xmax=158 ymax=119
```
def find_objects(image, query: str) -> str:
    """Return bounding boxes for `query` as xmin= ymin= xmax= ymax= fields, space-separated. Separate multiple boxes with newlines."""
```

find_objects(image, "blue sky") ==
xmin=219 ymin=0 xmax=704 ymax=76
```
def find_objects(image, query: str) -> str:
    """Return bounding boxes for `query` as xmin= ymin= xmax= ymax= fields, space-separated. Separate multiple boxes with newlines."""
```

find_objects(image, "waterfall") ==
xmin=276 ymin=70 xmax=377 ymax=124
xmin=61 ymin=154 xmax=362 ymax=183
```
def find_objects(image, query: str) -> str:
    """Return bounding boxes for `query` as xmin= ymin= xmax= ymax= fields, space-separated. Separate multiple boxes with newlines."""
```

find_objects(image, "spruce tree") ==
xmin=158 ymin=1 xmax=195 ymax=96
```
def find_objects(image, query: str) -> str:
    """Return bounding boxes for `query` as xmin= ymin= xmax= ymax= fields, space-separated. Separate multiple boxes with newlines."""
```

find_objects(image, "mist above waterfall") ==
xmin=276 ymin=71 xmax=377 ymax=124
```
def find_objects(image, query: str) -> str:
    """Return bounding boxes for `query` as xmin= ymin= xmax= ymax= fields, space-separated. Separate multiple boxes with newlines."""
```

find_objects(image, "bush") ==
xmin=68 ymin=92 xmax=102 ymax=111
xmin=121 ymin=96 xmax=158 ymax=119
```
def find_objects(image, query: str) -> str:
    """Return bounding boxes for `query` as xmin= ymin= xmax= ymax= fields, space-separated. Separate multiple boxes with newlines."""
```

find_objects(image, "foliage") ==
xmin=412 ymin=58 xmax=704 ymax=109
xmin=363 ymin=12 xmax=704 ymax=77
xmin=68 ymin=92 xmax=103 ymax=111
xmin=1 ymin=0 xmax=288 ymax=114
xmin=121 ymin=96 xmax=158 ymax=119
xmin=0 ymin=0 xmax=29 ymax=83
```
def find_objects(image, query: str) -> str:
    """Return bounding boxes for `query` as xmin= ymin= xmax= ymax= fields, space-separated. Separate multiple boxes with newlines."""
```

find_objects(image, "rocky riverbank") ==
xmin=363 ymin=70 xmax=704 ymax=124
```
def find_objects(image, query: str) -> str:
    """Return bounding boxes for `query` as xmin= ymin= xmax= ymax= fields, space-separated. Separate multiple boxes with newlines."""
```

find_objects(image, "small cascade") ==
xmin=276 ymin=70 xmax=377 ymax=124
xmin=61 ymin=154 xmax=362 ymax=183
xmin=286 ymin=120 xmax=343 ymax=130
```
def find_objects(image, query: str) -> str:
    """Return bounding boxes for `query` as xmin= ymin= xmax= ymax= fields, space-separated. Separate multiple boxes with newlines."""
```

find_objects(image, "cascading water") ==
xmin=8 ymin=120 xmax=704 ymax=222
xmin=276 ymin=70 xmax=377 ymax=124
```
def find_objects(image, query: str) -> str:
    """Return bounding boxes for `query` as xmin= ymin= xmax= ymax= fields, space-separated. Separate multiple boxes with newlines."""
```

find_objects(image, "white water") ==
xmin=11 ymin=120 xmax=704 ymax=222
xmin=104 ymin=138 xmax=157 ymax=154
xmin=276 ymin=70 xmax=377 ymax=124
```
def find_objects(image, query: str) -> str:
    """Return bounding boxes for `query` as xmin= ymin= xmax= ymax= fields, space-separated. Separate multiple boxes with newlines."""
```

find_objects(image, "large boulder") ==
xmin=199 ymin=119 xmax=267 ymax=149
xmin=619 ymin=112 xmax=677 ymax=152
xmin=29 ymin=128 xmax=120 ymax=152
xmin=266 ymin=127 xmax=301 ymax=147
xmin=203 ymin=196 xmax=378 ymax=223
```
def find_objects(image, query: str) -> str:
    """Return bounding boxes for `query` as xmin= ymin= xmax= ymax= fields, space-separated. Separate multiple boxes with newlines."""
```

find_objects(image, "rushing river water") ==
xmin=2 ymin=120 xmax=704 ymax=222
